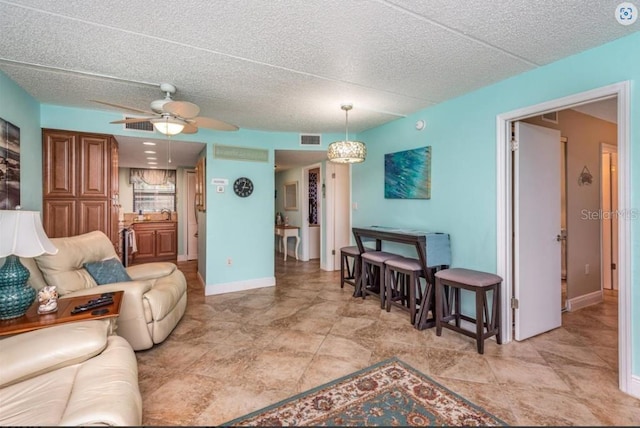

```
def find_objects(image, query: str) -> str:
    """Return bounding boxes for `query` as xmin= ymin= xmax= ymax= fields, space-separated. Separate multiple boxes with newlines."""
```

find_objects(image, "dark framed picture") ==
xmin=0 ymin=117 xmax=20 ymax=209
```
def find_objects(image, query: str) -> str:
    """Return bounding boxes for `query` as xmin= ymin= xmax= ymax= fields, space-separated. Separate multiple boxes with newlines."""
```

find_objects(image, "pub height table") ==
xmin=351 ymin=226 xmax=451 ymax=329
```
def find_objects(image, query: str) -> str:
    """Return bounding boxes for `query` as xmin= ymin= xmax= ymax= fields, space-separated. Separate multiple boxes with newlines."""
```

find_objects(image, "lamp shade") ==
xmin=327 ymin=140 xmax=367 ymax=164
xmin=152 ymin=116 xmax=185 ymax=136
xmin=0 ymin=210 xmax=58 ymax=258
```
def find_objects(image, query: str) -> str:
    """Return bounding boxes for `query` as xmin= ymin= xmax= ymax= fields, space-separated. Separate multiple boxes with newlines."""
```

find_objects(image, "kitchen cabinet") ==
xmin=131 ymin=221 xmax=177 ymax=264
xmin=42 ymin=129 xmax=120 ymax=249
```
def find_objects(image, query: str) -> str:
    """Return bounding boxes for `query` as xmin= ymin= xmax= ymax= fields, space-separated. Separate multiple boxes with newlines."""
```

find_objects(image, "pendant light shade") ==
xmin=328 ymin=104 xmax=366 ymax=164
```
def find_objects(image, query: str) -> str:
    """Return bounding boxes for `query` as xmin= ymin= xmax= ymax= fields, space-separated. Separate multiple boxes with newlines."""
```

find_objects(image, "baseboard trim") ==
xmin=205 ymin=276 xmax=275 ymax=296
xmin=567 ymin=290 xmax=603 ymax=312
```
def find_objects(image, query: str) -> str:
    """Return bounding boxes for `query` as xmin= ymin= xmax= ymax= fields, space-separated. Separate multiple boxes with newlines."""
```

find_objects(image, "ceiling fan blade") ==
xmin=193 ymin=116 xmax=239 ymax=131
xmin=90 ymin=100 xmax=154 ymax=115
xmin=163 ymin=101 xmax=200 ymax=119
xmin=109 ymin=117 xmax=156 ymax=124
xmin=181 ymin=123 xmax=198 ymax=134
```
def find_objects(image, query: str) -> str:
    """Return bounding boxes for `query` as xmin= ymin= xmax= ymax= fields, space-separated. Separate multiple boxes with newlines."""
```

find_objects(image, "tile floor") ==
xmin=137 ymin=258 xmax=639 ymax=426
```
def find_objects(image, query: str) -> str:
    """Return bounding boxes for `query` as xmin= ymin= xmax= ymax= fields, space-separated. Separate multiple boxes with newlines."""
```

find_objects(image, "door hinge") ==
xmin=511 ymin=297 xmax=519 ymax=309
xmin=332 ymin=173 xmax=336 ymax=179
xmin=331 ymin=249 xmax=335 ymax=255
xmin=612 ymin=263 xmax=617 ymax=270
xmin=510 ymin=139 xmax=519 ymax=151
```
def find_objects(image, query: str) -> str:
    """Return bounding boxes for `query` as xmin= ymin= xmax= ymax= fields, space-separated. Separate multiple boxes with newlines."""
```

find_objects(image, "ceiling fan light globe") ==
xmin=152 ymin=117 xmax=185 ymax=136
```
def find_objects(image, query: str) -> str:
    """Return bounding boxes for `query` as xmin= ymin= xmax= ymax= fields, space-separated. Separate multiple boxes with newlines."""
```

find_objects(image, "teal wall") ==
xmin=2 ymin=29 xmax=638 ymax=375
xmin=0 ymin=71 xmax=41 ymax=211
xmin=355 ymin=32 xmax=639 ymax=374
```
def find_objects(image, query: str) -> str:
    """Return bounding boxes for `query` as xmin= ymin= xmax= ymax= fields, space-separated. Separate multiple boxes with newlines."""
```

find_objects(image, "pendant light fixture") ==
xmin=327 ymin=104 xmax=366 ymax=163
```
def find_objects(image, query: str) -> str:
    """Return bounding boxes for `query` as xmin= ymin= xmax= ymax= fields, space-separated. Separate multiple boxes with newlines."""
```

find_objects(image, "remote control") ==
xmin=71 ymin=297 xmax=114 ymax=315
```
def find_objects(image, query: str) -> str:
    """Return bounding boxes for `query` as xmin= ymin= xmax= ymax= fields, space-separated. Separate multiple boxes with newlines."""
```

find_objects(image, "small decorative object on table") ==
xmin=37 ymin=285 xmax=58 ymax=314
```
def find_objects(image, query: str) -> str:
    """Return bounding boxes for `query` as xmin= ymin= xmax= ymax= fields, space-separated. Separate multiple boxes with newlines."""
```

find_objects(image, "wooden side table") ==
xmin=0 ymin=290 xmax=124 ymax=337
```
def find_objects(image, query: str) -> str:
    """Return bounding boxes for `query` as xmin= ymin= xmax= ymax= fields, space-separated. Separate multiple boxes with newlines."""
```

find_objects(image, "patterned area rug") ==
xmin=221 ymin=358 xmax=506 ymax=426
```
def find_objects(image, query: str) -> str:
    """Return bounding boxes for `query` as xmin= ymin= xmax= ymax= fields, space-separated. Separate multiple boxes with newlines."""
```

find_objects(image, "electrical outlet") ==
xmin=227 ymin=258 xmax=232 ymax=266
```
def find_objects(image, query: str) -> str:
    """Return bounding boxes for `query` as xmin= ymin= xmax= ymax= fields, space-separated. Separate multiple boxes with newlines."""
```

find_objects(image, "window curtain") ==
xmin=129 ymin=168 xmax=176 ymax=185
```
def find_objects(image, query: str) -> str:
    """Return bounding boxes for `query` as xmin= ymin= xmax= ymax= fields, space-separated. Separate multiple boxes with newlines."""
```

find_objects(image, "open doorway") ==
xmin=497 ymin=81 xmax=633 ymax=396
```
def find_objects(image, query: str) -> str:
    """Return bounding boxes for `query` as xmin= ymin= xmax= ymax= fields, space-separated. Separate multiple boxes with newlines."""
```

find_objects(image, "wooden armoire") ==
xmin=42 ymin=129 xmax=120 ymax=250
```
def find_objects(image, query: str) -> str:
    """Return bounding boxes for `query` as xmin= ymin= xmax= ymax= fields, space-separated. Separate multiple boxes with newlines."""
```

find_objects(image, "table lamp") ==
xmin=0 ymin=210 xmax=58 ymax=320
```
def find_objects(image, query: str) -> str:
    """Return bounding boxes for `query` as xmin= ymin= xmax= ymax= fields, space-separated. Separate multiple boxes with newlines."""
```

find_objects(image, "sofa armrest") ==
xmin=61 ymin=279 xmax=153 ymax=300
xmin=0 ymin=320 xmax=110 ymax=388
xmin=126 ymin=262 xmax=177 ymax=281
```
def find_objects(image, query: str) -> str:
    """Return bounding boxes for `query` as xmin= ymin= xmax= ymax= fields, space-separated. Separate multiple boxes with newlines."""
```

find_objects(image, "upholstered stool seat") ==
xmin=359 ymin=251 xmax=403 ymax=308
xmin=340 ymin=246 xmax=361 ymax=289
xmin=435 ymin=268 xmax=502 ymax=354
xmin=384 ymin=257 xmax=430 ymax=326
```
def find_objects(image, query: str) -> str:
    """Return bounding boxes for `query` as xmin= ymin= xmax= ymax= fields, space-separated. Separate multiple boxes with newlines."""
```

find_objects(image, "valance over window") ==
xmin=129 ymin=168 xmax=176 ymax=185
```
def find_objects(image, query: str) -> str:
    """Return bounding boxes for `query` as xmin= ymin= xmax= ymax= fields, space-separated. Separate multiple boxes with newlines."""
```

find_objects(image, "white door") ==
xmin=333 ymin=163 xmax=351 ymax=269
xmin=325 ymin=162 xmax=351 ymax=270
xmin=514 ymin=122 xmax=562 ymax=340
xmin=186 ymin=171 xmax=198 ymax=260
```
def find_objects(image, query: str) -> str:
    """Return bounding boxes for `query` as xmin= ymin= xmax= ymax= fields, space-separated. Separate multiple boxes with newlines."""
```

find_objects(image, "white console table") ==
xmin=275 ymin=225 xmax=300 ymax=261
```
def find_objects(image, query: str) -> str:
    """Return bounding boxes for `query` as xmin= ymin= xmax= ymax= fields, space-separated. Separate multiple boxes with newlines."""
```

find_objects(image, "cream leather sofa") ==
xmin=23 ymin=230 xmax=188 ymax=351
xmin=0 ymin=320 xmax=142 ymax=426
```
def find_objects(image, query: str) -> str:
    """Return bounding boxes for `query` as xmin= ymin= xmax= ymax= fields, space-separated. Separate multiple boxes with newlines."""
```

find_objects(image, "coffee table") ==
xmin=0 ymin=290 xmax=124 ymax=337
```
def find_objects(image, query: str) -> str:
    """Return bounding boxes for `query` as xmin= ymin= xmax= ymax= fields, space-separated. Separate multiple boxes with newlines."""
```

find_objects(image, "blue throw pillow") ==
xmin=83 ymin=258 xmax=132 ymax=285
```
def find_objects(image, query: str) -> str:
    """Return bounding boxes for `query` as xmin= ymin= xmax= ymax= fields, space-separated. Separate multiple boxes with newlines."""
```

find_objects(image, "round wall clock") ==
xmin=233 ymin=177 xmax=254 ymax=197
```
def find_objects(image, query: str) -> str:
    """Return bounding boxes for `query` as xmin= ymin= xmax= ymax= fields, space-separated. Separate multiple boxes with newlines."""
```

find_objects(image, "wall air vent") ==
xmin=541 ymin=111 xmax=559 ymax=124
xmin=124 ymin=117 xmax=154 ymax=132
xmin=300 ymin=134 xmax=321 ymax=146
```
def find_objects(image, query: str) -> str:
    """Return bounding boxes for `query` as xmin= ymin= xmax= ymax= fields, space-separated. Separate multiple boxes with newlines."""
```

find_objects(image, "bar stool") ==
xmin=435 ymin=268 xmax=502 ymax=354
xmin=340 ymin=246 xmax=361 ymax=289
xmin=360 ymin=251 xmax=403 ymax=309
xmin=383 ymin=257 xmax=428 ymax=326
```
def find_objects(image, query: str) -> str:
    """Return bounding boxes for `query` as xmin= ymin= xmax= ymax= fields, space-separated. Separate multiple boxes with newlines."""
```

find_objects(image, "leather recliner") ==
xmin=22 ymin=230 xmax=187 ymax=351
xmin=0 ymin=320 xmax=142 ymax=426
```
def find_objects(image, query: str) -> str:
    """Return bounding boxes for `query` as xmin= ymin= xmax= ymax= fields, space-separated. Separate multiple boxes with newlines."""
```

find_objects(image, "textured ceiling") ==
xmin=0 ymin=0 xmax=636 ymax=168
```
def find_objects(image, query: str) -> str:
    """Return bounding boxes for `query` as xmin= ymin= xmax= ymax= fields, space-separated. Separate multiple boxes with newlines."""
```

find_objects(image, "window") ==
xmin=130 ymin=168 xmax=176 ymax=212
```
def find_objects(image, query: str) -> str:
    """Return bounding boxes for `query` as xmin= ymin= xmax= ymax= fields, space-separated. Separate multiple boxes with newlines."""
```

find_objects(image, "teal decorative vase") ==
xmin=0 ymin=255 xmax=36 ymax=320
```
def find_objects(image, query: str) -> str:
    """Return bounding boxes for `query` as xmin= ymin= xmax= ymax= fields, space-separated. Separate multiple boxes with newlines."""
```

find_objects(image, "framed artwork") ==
xmin=284 ymin=181 xmax=298 ymax=211
xmin=0 ymin=117 xmax=20 ymax=209
xmin=384 ymin=146 xmax=431 ymax=199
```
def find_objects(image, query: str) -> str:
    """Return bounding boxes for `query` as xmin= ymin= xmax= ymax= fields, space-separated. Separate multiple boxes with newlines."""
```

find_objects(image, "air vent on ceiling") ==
xmin=300 ymin=134 xmax=321 ymax=146
xmin=541 ymin=111 xmax=558 ymax=124
xmin=124 ymin=117 xmax=154 ymax=132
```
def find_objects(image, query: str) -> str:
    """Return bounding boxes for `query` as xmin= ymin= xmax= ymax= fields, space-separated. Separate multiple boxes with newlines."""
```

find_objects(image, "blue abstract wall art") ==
xmin=384 ymin=146 xmax=431 ymax=199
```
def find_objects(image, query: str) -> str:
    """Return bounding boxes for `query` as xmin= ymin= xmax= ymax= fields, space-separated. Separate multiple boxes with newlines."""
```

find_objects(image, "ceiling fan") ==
xmin=91 ymin=83 xmax=238 ymax=135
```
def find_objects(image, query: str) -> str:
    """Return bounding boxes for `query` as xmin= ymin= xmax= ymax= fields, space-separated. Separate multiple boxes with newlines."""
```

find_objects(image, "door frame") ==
xmin=496 ymin=81 xmax=633 ymax=396
xmin=600 ymin=143 xmax=618 ymax=291
xmin=301 ymin=162 xmax=322 ymax=262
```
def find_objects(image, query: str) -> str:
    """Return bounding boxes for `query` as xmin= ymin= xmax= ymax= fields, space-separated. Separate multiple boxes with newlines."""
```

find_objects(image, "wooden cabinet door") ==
xmin=43 ymin=199 xmax=76 ymax=238
xmin=77 ymin=200 xmax=109 ymax=236
xmin=156 ymin=227 xmax=177 ymax=259
xmin=133 ymin=226 xmax=156 ymax=263
xmin=43 ymin=131 xmax=76 ymax=198
xmin=79 ymin=135 xmax=109 ymax=198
